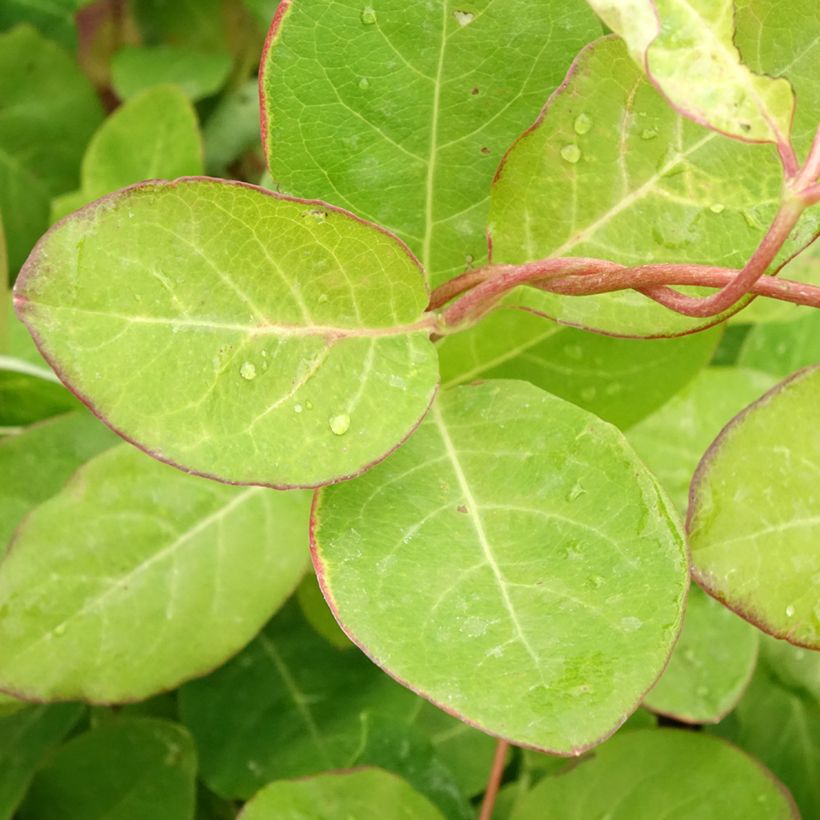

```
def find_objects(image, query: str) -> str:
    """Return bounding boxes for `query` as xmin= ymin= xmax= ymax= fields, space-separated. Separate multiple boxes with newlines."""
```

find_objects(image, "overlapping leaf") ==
xmin=688 ymin=366 xmax=820 ymax=648
xmin=739 ymin=306 xmax=820 ymax=376
xmin=313 ymin=380 xmax=688 ymax=753
xmin=260 ymin=0 xmax=601 ymax=286
xmin=437 ymin=309 xmax=720 ymax=428
xmin=0 ymin=444 xmax=311 ymax=702
xmin=14 ymin=178 xmax=439 ymax=488
xmin=489 ymin=37 xmax=818 ymax=337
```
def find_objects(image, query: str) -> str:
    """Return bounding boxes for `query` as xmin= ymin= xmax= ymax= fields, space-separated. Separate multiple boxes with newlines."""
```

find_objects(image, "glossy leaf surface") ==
xmin=0 ymin=445 xmax=311 ymax=702
xmin=0 ymin=25 xmax=102 ymax=275
xmin=688 ymin=366 xmax=820 ymax=648
xmin=240 ymin=769 xmax=444 ymax=820
xmin=15 ymin=178 xmax=438 ymax=488
xmin=643 ymin=585 xmax=759 ymax=723
xmin=20 ymin=718 xmax=197 ymax=820
xmin=0 ymin=704 xmax=84 ymax=820
xmin=628 ymin=367 xmax=777 ymax=510
xmin=260 ymin=0 xmax=601 ymax=287
xmin=437 ymin=309 xmax=720 ymax=428
xmin=179 ymin=602 xmax=418 ymax=799
xmin=0 ymin=411 xmax=117 ymax=547
xmin=313 ymin=380 xmax=688 ymax=753
xmin=511 ymin=729 xmax=796 ymax=819
xmin=489 ymin=37 xmax=818 ymax=337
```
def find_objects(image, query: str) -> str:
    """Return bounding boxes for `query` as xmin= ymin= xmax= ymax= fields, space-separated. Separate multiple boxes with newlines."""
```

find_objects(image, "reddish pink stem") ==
xmin=478 ymin=740 xmax=509 ymax=820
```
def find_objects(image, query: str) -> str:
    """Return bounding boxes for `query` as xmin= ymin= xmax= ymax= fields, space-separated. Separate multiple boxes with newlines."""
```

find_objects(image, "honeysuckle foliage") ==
xmin=0 ymin=0 xmax=818 ymax=817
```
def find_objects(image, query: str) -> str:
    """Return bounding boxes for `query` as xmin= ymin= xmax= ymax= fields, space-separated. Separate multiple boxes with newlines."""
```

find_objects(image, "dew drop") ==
xmin=239 ymin=362 xmax=257 ymax=381
xmin=294 ymin=403 xmax=304 ymax=414
xmin=465 ymin=254 xmax=474 ymax=267
xmin=743 ymin=209 xmax=764 ymax=230
xmin=329 ymin=413 xmax=351 ymax=435
xmin=360 ymin=6 xmax=376 ymax=24
xmin=640 ymin=127 xmax=658 ymax=140
xmin=54 ymin=623 xmax=66 ymax=637
xmin=318 ymin=293 xmax=329 ymax=304
xmin=709 ymin=203 xmax=725 ymax=214
xmin=453 ymin=9 xmax=474 ymax=26
xmin=560 ymin=143 xmax=581 ymax=164
xmin=306 ymin=400 xmax=314 ymax=410
xmin=358 ymin=77 xmax=370 ymax=90
xmin=573 ymin=113 xmax=592 ymax=135
xmin=567 ymin=480 xmax=586 ymax=502
xmin=786 ymin=604 xmax=795 ymax=617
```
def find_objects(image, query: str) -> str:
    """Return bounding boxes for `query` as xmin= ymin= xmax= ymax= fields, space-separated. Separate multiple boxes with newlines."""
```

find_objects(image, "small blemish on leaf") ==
xmin=239 ymin=362 xmax=257 ymax=381
xmin=560 ymin=143 xmax=581 ymax=164
xmin=329 ymin=413 xmax=351 ymax=435
xmin=360 ymin=6 xmax=376 ymax=25
xmin=453 ymin=9 xmax=475 ymax=26
xmin=457 ymin=504 xmax=468 ymax=514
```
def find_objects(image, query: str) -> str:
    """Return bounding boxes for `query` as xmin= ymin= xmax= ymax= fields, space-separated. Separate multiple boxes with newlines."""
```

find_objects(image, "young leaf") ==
xmin=240 ymin=769 xmax=444 ymax=820
xmin=312 ymin=380 xmax=688 ymax=754
xmin=178 ymin=601 xmax=418 ymax=799
xmin=628 ymin=367 xmax=778 ymax=511
xmin=14 ymin=178 xmax=439 ymax=488
xmin=0 ymin=25 xmax=103 ymax=275
xmin=710 ymin=639 xmax=820 ymax=818
xmin=111 ymin=46 xmax=233 ymax=102
xmin=490 ymin=37 xmax=818 ymax=337
xmin=437 ymin=309 xmax=721 ymax=428
xmin=203 ymin=79 xmax=261 ymax=176
xmin=510 ymin=729 xmax=797 ymax=819
xmin=0 ymin=411 xmax=117 ymax=548
xmin=643 ymin=585 xmax=759 ymax=724
xmin=586 ymin=0 xmax=795 ymax=147
xmin=0 ymin=444 xmax=311 ymax=702
xmin=739 ymin=310 xmax=820 ymax=377
xmin=688 ymin=366 xmax=820 ymax=649
xmin=19 ymin=718 xmax=197 ymax=820
xmin=0 ymin=357 xmax=78 ymax=428
xmin=0 ymin=0 xmax=90 ymax=51
xmin=0 ymin=704 xmax=85 ymax=820
xmin=260 ymin=0 xmax=601 ymax=286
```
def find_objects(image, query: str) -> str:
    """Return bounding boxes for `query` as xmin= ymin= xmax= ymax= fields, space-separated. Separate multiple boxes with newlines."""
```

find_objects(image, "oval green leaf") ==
xmin=437 ymin=309 xmax=721 ymax=428
xmin=489 ymin=37 xmax=818 ymax=337
xmin=0 ymin=444 xmax=311 ymax=702
xmin=739 ymin=309 xmax=820 ymax=377
xmin=510 ymin=729 xmax=797 ymax=819
xmin=260 ymin=0 xmax=601 ymax=287
xmin=313 ymin=380 xmax=688 ymax=753
xmin=19 ymin=718 xmax=196 ymax=820
xmin=643 ymin=585 xmax=759 ymax=723
xmin=14 ymin=178 xmax=439 ymax=488
xmin=240 ymin=769 xmax=444 ymax=820
xmin=688 ymin=366 xmax=820 ymax=649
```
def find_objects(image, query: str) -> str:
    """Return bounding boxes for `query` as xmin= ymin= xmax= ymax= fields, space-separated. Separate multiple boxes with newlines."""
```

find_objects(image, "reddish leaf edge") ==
xmin=486 ymin=36 xmax=810 ymax=340
xmin=309 ymin=457 xmax=691 ymax=759
xmin=13 ymin=175 xmax=438 ymax=492
xmin=686 ymin=364 xmax=820 ymax=651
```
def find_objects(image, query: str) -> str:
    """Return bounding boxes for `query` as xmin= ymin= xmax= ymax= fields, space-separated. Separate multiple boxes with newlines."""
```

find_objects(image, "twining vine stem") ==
xmin=431 ymin=127 xmax=820 ymax=333
xmin=479 ymin=739 xmax=509 ymax=820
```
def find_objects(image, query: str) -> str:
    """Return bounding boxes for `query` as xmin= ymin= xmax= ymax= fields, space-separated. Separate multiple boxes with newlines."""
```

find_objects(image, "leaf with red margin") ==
xmin=13 ymin=178 xmax=439 ymax=489
xmin=312 ymin=380 xmax=688 ymax=755
xmin=688 ymin=365 xmax=820 ymax=650
xmin=489 ymin=37 xmax=819 ymax=338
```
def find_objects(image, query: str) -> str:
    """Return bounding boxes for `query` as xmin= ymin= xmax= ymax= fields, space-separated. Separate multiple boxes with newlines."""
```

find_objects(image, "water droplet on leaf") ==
xmin=360 ymin=6 xmax=376 ymax=24
xmin=567 ymin=481 xmax=586 ymax=502
xmin=240 ymin=362 xmax=257 ymax=381
xmin=318 ymin=293 xmax=328 ymax=304
xmin=560 ymin=143 xmax=581 ymax=164
xmin=358 ymin=77 xmax=370 ymax=91
xmin=573 ymin=113 xmax=592 ymax=135
xmin=640 ymin=127 xmax=658 ymax=140
xmin=329 ymin=413 xmax=351 ymax=435
xmin=709 ymin=203 xmax=725 ymax=214
xmin=294 ymin=404 xmax=303 ymax=414
xmin=786 ymin=604 xmax=795 ymax=617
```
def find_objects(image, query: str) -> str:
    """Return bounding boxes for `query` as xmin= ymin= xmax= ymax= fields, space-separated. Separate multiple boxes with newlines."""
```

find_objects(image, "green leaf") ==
xmin=510 ymin=728 xmax=796 ymax=819
xmin=296 ymin=572 xmax=352 ymax=650
xmin=0 ymin=0 xmax=90 ymax=51
xmin=240 ymin=769 xmax=444 ymax=820
xmin=688 ymin=366 xmax=820 ymax=649
xmin=0 ymin=25 xmax=103 ymax=275
xmin=489 ymin=36 xmax=818 ymax=337
xmin=131 ymin=0 xmax=232 ymax=52
xmin=260 ymin=0 xmax=601 ymax=287
xmin=586 ymin=0 xmax=795 ymax=146
xmin=735 ymin=0 xmax=820 ymax=157
xmin=739 ymin=310 xmax=820 ymax=377
xmin=437 ymin=309 xmax=721 ymax=428
xmin=179 ymin=601 xmax=418 ymax=800
xmin=14 ymin=178 xmax=439 ymax=488
xmin=203 ymin=79 xmax=261 ymax=176
xmin=627 ymin=367 xmax=778 ymax=511
xmin=111 ymin=45 xmax=233 ymax=102
xmin=313 ymin=380 xmax=688 ymax=753
xmin=643 ymin=585 xmax=759 ymax=723
xmin=81 ymin=85 xmax=204 ymax=202
xmin=0 ymin=356 xmax=78 ymax=428
xmin=710 ymin=640 xmax=820 ymax=818
xmin=19 ymin=718 xmax=197 ymax=820
xmin=0 ymin=444 xmax=310 ymax=702
xmin=0 ymin=704 xmax=84 ymax=820
xmin=0 ymin=411 xmax=117 ymax=548
xmin=351 ymin=712 xmax=472 ymax=819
